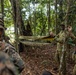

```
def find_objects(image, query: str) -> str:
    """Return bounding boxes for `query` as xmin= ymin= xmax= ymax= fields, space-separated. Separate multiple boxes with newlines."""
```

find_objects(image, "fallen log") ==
xmin=20 ymin=41 xmax=50 ymax=46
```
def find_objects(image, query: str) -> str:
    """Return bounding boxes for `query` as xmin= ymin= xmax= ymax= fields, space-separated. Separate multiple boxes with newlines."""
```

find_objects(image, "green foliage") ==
xmin=3 ymin=0 xmax=76 ymax=37
xmin=4 ymin=0 xmax=13 ymax=27
xmin=3 ymin=0 xmax=14 ymax=42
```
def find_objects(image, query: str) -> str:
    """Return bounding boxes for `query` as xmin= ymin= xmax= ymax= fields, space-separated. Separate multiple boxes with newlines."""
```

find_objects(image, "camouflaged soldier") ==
xmin=55 ymin=24 xmax=66 ymax=65
xmin=0 ymin=16 xmax=25 ymax=74
xmin=53 ymin=24 xmax=67 ymax=75
xmin=0 ymin=52 xmax=18 ymax=75
xmin=54 ymin=25 xmax=76 ymax=75
xmin=55 ymin=25 xmax=76 ymax=64
xmin=66 ymin=25 xmax=76 ymax=60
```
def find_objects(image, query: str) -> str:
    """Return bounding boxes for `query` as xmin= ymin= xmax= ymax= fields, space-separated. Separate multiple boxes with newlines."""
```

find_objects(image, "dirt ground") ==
xmin=20 ymin=44 xmax=75 ymax=75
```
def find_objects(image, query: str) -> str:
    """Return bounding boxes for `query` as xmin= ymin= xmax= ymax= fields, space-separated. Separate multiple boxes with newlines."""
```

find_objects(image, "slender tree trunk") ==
xmin=40 ymin=7 xmax=44 ymax=36
xmin=10 ymin=0 xmax=27 ymax=52
xmin=57 ymin=0 xmax=63 ymax=33
xmin=59 ymin=0 xmax=63 ymax=22
xmin=10 ymin=0 xmax=26 ymax=35
xmin=0 ymin=0 xmax=1 ymax=13
xmin=33 ymin=2 xmax=36 ymax=35
xmin=0 ymin=0 xmax=5 ymax=39
xmin=1 ymin=0 xmax=4 ymax=20
xmin=55 ymin=0 xmax=58 ymax=34
xmin=29 ymin=0 xmax=32 ymax=27
xmin=10 ymin=0 xmax=19 ymax=52
xmin=47 ymin=0 xmax=51 ymax=32
xmin=65 ymin=0 xmax=71 ymax=25
xmin=0 ymin=0 xmax=4 ymax=24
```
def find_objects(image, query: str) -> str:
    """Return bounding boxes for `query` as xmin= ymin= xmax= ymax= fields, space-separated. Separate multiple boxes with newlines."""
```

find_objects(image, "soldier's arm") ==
xmin=69 ymin=32 xmax=76 ymax=39
xmin=5 ymin=44 xmax=25 ymax=73
xmin=56 ymin=38 xmax=65 ymax=44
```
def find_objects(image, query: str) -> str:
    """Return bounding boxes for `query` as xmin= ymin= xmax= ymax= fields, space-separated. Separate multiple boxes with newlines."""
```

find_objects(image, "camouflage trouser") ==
xmin=59 ymin=51 xmax=66 ymax=75
xmin=55 ymin=50 xmax=66 ymax=75
xmin=67 ymin=43 xmax=75 ymax=61
xmin=66 ymin=46 xmax=73 ymax=61
xmin=73 ymin=64 xmax=76 ymax=75
xmin=55 ymin=50 xmax=62 ymax=65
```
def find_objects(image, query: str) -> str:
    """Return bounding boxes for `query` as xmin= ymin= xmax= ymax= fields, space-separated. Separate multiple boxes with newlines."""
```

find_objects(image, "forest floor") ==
xmin=20 ymin=44 xmax=75 ymax=75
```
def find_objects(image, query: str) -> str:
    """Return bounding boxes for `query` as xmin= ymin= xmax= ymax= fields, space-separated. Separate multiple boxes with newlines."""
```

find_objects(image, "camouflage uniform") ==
xmin=55 ymin=24 xmax=69 ymax=75
xmin=66 ymin=31 xmax=76 ymax=60
xmin=0 ymin=40 xmax=25 ymax=74
xmin=55 ymin=25 xmax=76 ymax=75
xmin=55 ymin=30 xmax=66 ymax=65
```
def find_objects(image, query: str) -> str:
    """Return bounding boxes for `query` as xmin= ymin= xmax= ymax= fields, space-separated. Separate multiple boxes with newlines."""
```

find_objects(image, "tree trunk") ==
xmin=33 ymin=2 xmax=36 ymax=35
xmin=10 ymin=0 xmax=27 ymax=52
xmin=59 ymin=0 xmax=63 ymax=23
xmin=0 ymin=0 xmax=5 ymax=39
xmin=65 ymin=0 xmax=71 ymax=25
xmin=10 ymin=0 xmax=26 ymax=35
xmin=29 ymin=0 xmax=32 ymax=28
xmin=58 ymin=0 xmax=63 ymax=33
xmin=55 ymin=0 xmax=58 ymax=34
xmin=0 ymin=0 xmax=4 ymax=20
xmin=47 ymin=0 xmax=51 ymax=32
xmin=0 ymin=0 xmax=4 ymax=25
xmin=0 ymin=0 xmax=1 ymax=13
